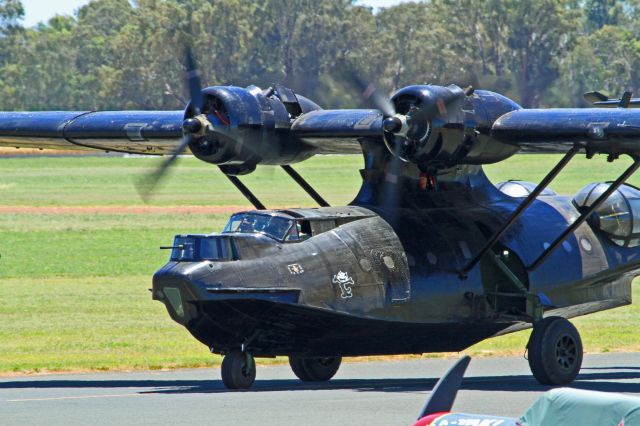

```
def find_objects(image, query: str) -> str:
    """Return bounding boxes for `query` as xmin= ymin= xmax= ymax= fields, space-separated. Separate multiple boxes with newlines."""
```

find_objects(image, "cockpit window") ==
xmin=172 ymin=236 xmax=196 ymax=261
xmin=223 ymin=213 xmax=294 ymax=241
xmin=170 ymin=236 xmax=234 ymax=261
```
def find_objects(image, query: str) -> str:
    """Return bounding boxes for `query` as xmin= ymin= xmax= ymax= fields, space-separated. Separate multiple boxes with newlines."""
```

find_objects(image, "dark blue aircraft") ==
xmin=2 ymin=52 xmax=640 ymax=389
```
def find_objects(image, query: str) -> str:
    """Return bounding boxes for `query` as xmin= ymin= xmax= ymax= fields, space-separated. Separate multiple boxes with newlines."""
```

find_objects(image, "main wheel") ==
xmin=527 ymin=316 xmax=583 ymax=386
xmin=289 ymin=356 xmax=342 ymax=382
xmin=221 ymin=350 xmax=256 ymax=389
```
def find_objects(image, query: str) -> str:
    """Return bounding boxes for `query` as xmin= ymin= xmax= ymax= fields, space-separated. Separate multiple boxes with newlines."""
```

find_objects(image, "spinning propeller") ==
xmin=137 ymin=47 xmax=212 ymax=201
xmin=340 ymin=64 xmax=468 ymax=217
xmin=341 ymin=66 xmax=467 ymax=163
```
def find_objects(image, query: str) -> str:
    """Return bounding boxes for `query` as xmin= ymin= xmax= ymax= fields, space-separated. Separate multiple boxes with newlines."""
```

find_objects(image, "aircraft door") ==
xmin=371 ymin=249 xmax=411 ymax=303
xmin=476 ymin=220 xmax=531 ymax=316
xmin=480 ymin=241 xmax=530 ymax=316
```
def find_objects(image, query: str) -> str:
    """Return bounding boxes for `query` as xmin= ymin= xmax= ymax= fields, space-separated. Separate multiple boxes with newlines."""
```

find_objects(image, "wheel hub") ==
xmin=555 ymin=334 xmax=577 ymax=370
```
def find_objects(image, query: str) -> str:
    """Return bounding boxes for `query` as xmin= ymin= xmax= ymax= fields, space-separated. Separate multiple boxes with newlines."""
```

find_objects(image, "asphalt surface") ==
xmin=3 ymin=353 xmax=640 ymax=425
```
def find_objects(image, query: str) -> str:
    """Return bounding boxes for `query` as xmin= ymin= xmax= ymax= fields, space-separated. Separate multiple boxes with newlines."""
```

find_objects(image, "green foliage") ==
xmin=561 ymin=25 xmax=640 ymax=106
xmin=0 ymin=0 xmax=23 ymax=34
xmin=2 ymin=0 xmax=640 ymax=110
xmin=503 ymin=0 xmax=581 ymax=107
xmin=585 ymin=0 xmax=626 ymax=31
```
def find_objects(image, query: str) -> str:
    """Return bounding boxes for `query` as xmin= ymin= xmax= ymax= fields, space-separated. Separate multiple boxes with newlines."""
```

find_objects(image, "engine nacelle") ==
xmin=383 ymin=85 xmax=466 ymax=168
xmin=383 ymin=85 xmax=520 ymax=170
xmin=186 ymin=85 xmax=321 ymax=174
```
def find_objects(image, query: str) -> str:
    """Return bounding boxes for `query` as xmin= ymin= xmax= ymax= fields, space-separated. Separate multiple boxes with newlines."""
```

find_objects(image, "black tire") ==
xmin=289 ymin=356 xmax=342 ymax=382
xmin=527 ymin=316 xmax=583 ymax=386
xmin=221 ymin=350 xmax=256 ymax=389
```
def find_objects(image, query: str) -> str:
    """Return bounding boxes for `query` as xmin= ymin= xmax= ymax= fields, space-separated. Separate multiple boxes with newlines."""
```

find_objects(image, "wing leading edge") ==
xmin=6 ymin=107 xmax=640 ymax=159
xmin=0 ymin=109 xmax=382 ymax=156
xmin=291 ymin=109 xmax=382 ymax=154
xmin=492 ymin=108 xmax=640 ymax=155
xmin=0 ymin=110 xmax=184 ymax=154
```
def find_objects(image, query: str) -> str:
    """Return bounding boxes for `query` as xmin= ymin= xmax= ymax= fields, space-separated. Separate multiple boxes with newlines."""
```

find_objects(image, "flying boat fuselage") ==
xmin=152 ymin=168 xmax=639 ymax=358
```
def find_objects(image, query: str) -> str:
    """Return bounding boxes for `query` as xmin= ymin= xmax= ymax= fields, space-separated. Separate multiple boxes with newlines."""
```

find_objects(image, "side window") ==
xmin=298 ymin=221 xmax=312 ymax=240
xmin=284 ymin=220 xmax=313 ymax=242
xmin=200 ymin=237 xmax=234 ymax=260
xmin=311 ymin=220 xmax=337 ymax=235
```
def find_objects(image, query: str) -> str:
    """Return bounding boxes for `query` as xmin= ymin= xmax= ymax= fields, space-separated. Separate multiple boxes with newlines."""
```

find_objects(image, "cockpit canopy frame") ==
xmin=223 ymin=212 xmax=300 ymax=242
xmin=222 ymin=207 xmax=375 ymax=243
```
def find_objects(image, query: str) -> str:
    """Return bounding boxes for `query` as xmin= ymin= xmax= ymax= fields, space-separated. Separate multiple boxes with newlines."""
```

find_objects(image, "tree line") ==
xmin=0 ymin=0 xmax=638 ymax=111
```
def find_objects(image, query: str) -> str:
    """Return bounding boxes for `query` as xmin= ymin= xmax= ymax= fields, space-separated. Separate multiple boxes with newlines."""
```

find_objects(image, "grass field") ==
xmin=1 ymin=152 xmax=640 ymax=374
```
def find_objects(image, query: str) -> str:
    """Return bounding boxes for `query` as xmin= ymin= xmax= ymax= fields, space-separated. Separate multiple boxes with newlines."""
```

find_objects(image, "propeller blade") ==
xmin=136 ymin=134 xmax=193 ymax=201
xmin=363 ymin=82 xmax=396 ymax=117
xmin=379 ymin=140 xmax=403 ymax=224
xmin=417 ymin=355 xmax=471 ymax=420
xmin=136 ymin=46 xmax=206 ymax=201
xmin=337 ymin=63 xmax=405 ymax=215
xmin=185 ymin=47 xmax=204 ymax=115
xmin=338 ymin=62 xmax=396 ymax=117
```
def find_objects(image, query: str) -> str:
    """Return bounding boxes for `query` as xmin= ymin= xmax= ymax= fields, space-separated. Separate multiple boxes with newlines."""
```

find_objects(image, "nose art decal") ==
xmin=332 ymin=271 xmax=355 ymax=299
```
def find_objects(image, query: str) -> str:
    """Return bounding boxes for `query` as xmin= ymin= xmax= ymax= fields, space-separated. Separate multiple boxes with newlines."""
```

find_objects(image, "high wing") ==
xmin=0 ymin=108 xmax=382 ymax=157
xmin=290 ymin=109 xmax=382 ymax=154
xmin=0 ymin=111 xmax=184 ymax=155
xmin=6 ymin=87 xmax=640 ymax=170
xmin=491 ymin=108 xmax=640 ymax=155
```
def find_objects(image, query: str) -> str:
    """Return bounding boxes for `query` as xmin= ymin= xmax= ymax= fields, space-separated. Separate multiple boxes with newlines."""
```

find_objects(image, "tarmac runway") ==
xmin=3 ymin=353 xmax=640 ymax=425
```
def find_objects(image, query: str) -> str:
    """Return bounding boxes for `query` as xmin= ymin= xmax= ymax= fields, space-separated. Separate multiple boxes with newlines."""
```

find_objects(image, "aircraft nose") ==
xmin=152 ymin=267 xmax=202 ymax=325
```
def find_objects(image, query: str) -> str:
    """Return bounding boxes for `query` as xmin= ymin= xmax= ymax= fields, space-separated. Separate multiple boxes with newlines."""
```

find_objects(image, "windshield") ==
xmin=223 ymin=213 xmax=294 ymax=241
xmin=170 ymin=236 xmax=234 ymax=262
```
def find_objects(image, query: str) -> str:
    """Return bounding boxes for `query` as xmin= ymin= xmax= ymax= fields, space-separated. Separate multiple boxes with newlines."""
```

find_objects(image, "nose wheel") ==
xmin=221 ymin=350 xmax=256 ymax=389
xmin=527 ymin=316 xmax=583 ymax=386
xmin=289 ymin=356 xmax=342 ymax=382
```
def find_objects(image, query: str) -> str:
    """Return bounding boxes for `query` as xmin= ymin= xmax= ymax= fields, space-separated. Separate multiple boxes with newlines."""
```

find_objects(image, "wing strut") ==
xmin=527 ymin=156 xmax=640 ymax=270
xmin=223 ymin=172 xmax=266 ymax=210
xmin=281 ymin=165 xmax=330 ymax=207
xmin=459 ymin=146 xmax=579 ymax=279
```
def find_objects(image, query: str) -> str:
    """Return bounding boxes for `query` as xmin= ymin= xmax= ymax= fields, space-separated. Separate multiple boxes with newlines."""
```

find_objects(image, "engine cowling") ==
xmin=383 ymin=85 xmax=521 ymax=170
xmin=383 ymin=85 xmax=467 ymax=167
xmin=185 ymin=85 xmax=321 ymax=175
